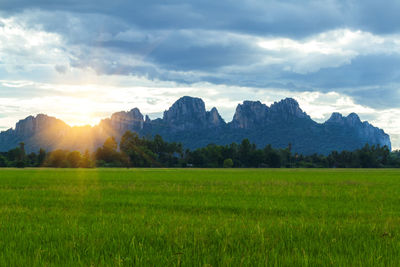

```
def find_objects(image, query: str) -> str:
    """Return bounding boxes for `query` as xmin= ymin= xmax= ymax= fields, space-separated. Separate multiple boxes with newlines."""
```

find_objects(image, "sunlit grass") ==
xmin=0 ymin=168 xmax=399 ymax=266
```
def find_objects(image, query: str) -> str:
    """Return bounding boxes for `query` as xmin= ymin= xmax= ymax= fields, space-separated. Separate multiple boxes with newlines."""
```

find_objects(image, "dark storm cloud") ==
xmin=146 ymin=36 xmax=263 ymax=71
xmin=271 ymin=55 xmax=400 ymax=108
xmin=0 ymin=1 xmax=339 ymax=37
xmin=1 ymin=0 xmax=400 ymax=110
xmin=3 ymin=0 xmax=400 ymax=37
xmin=353 ymin=0 xmax=400 ymax=34
xmin=349 ymin=88 xmax=400 ymax=110
xmin=281 ymin=55 xmax=400 ymax=88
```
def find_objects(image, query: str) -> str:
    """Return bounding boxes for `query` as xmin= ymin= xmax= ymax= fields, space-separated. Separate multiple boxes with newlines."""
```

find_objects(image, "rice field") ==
xmin=0 ymin=168 xmax=399 ymax=266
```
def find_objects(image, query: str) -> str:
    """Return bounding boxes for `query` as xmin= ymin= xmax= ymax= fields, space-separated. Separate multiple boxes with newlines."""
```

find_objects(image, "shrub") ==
xmin=223 ymin=158 xmax=234 ymax=168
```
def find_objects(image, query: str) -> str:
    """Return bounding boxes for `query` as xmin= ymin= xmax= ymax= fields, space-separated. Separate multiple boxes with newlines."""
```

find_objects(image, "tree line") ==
xmin=0 ymin=131 xmax=399 ymax=168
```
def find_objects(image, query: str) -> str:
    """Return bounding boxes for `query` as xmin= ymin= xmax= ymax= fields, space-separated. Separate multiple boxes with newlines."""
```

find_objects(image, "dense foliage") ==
xmin=0 ymin=131 xmax=399 ymax=168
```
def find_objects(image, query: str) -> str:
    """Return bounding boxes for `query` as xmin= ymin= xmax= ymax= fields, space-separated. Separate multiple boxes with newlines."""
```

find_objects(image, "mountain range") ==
xmin=0 ymin=96 xmax=391 ymax=155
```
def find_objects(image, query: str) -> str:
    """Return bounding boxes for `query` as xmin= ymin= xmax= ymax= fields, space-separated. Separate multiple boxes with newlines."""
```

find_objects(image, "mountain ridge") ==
xmin=0 ymin=96 xmax=391 ymax=155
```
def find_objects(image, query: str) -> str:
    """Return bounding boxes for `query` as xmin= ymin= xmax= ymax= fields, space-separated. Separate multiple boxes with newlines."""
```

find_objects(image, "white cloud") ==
xmin=258 ymin=29 xmax=400 ymax=73
xmin=0 ymin=17 xmax=69 ymax=73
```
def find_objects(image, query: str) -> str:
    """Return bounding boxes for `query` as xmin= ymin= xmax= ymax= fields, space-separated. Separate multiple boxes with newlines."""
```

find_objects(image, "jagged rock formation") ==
xmin=160 ymin=96 xmax=225 ymax=131
xmin=0 ymin=114 xmax=70 ymax=152
xmin=99 ymin=108 xmax=144 ymax=137
xmin=0 ymin=96 xmax=392 ymax=155
xmin=324 ymin=112 xmax=391 ymax=150
xmin=163 ymin=96 xmax=208 ymax=130
xmin=14 ymin=114 xmax=68 ymax=137
xmin=231 ymin=101 xmax=268 ymax=129
xmin=231 ymin=98 xmax=310 ymax=129
xmin=207 ymin=107 xmax=225 ymax=127
xmin=269 ymin=98 xmax=310 ymax=121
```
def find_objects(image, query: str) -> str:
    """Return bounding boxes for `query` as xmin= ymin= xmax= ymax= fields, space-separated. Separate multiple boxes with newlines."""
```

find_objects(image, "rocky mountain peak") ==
xmin=0 ymin=95 xmax=392 ymax=155
xmin=269 ymin=98 xmax=308 ymax=119
xmin=109 ymin=108 xmax=144 ymax=131
xmin=14 ymin=114 xmax=68 ymax=137
xmin=346 ymin=113 xmax=361 ymax=125
xmin=206 ymin=107 xmax=225 ymax=127
xmin=145 ymin=115 xmax=151 ymax=123
xmin=326 ymin=112 xmax=344 ymax=123
xmin=326 ymin=112 xmax=361 ymax=126
xmin=324 ymin=111 xmax=391 ymax=150
xmin=163 ymin=96 xmax=207 ymax=130
xmin=231 ymin=101 xmax=269 ymax=129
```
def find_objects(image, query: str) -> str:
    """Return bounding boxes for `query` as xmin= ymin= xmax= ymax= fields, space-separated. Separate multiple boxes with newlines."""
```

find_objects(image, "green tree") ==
xmin=67 ymin=151 xmax=82 ymax=168
xmin=96 ymin=137 xmax=122 ymax=166
xmin=223 ymin=158 xmax=234 ymax=168
xmin=239 ymin=139 xmax=253 ymax=167
xmin=120 ymin=131 xmax=155 ymax=167
xmin=38 ymin=148 xmax=46 ymax=167
xmin=80 ymin=150 xmax=93 ymax=168
xmin=0 ymin=154 xmax=8 ymax=167
xmin=45 ymin=150 xmax=68 ymax=167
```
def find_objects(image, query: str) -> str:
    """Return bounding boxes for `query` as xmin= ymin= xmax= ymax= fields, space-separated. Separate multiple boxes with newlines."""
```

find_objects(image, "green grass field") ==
xmin=0 ymin=169 xmax=400 ymax=266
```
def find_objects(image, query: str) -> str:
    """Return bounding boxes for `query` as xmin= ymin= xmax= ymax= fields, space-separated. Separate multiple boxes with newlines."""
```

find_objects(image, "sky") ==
xmin=0 ymin=0 xmax=399 ymax=149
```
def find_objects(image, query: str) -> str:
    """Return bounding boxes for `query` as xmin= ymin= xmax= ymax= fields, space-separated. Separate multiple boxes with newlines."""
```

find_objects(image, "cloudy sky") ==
xmin=0 ymin=0 xmax=399 ymax=149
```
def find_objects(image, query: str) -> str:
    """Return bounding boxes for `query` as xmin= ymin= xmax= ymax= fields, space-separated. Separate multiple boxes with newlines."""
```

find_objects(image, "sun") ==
xmin=47 ymin=95 xmax=105 ymax=127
